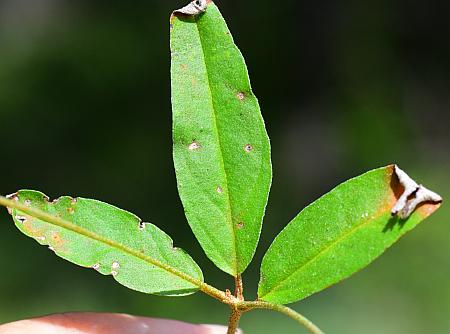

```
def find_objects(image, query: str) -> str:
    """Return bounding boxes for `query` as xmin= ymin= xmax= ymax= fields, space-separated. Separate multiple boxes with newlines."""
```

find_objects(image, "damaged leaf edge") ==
xmin=1 ymin=191 xmax=207 ymax=294
xmin=172 ymin=0 xmax=211 ymax=18
xmin=392 ymin=165 xmax=443 ymax=219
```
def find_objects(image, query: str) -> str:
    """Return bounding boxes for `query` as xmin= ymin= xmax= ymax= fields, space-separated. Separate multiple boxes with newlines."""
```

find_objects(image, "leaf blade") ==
xmin=6 ymin=190 xmax=204 ymax=296
xmin=258 ymin=165 xmax=441 ymax=304
xmin=170 ymin=3 xmax=272 ymax=276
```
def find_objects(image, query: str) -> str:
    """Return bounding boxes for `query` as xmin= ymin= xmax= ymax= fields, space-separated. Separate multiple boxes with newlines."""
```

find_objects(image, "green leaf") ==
xmin=170 ymin=2 xmax=272 ymax=276
xmin=258 ymin=165 xmax=441 ymax=304
xmin=7 ymin=190 xmax=204 ymax=296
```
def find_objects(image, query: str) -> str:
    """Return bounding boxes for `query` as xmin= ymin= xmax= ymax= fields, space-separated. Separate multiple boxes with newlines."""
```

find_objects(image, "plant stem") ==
xmin=0 ymin=195 xmax=226 ymax=303
xmin=237 ymin=301 xmax=325 ymax=334
xmin=234 ymin=275 xmax=244 ymax=301
xmin=227 ymin=275 xmax=244 ymax=333
xmin=226 ymin=307 xmax=242 ymax=334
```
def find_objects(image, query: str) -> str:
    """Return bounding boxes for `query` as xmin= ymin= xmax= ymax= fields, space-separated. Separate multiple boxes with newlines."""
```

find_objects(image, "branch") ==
xmin=238 ymin=301 xmax=325 ymax=334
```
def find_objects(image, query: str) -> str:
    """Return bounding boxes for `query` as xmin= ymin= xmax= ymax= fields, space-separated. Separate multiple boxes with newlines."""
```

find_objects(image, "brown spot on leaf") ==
xmin=181 ymin=64 xmax=188 ymax=71
xmin=22 ymin=220 xmax=43 ymax=238
xmin=237 ymin=92 xmax=245 ymax=100
xmin=50 ymin=232 xmax=65 ymax=248
xmin=236 ymin=222 xmax=244 ymax=229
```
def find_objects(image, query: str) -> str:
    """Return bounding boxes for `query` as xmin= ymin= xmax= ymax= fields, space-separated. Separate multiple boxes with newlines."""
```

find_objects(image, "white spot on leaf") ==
xmin=237 ymin=92 xmax=245 ymax=100
xmin=15 ymin=215 xmax=27 ymax=223
xmin=189 ymin=141 xmax=201 ymax=150
xmin=244 ymin=144 xmax=253 ymax=152
xmin=92 ymin=263 xmax=101 ymax=271
xmin=112 ymin=261 xmax=120 ymax=269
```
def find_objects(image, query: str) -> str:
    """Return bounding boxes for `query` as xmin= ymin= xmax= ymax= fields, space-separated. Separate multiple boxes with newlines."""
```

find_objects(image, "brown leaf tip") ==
xmin=173 ymin=0 xmax=209 ymax=17
xmin=6 ymin=193 xmax=18 ymax=200
xmin=391 ymin=165 xmax=442 ymax=219
xmin=5 ymin=193 xmax=18 ymax=215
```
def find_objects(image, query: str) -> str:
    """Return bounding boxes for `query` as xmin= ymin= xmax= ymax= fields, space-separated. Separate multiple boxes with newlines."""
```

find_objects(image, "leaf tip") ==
xmin=389 ymin=164 xmax=442 ymax=220
xmin=5 ymin=192 xmax=18 ymax=214
xmin=416 ymin=201 xmax=442 ymax=219
xmin=171 ymin=0 xmax=211 ymax=22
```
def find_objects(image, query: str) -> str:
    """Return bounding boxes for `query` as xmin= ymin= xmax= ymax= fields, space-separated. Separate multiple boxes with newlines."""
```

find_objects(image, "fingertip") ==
xmin=0 ymin=319 xmax=67 ymax=334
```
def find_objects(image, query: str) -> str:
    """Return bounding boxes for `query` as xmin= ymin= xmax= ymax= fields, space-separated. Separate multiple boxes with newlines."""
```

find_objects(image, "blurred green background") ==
xmin=0 ymin=0 xmax=448 ymax=333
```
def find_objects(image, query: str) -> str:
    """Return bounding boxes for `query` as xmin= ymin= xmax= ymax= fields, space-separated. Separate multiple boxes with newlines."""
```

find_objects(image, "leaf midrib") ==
xmin=1 ymin=196 xmax=204 ymax=290
xmin=194 ymin=16 xmax=239 ymax=275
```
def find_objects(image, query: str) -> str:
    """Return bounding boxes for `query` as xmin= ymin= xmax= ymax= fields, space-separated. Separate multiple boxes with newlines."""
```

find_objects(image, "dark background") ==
xmin=0 ymin=0 xmax=449 ymax=333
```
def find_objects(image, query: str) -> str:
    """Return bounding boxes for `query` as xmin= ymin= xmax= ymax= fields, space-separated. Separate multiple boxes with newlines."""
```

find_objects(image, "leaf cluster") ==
xmin=0 ymin=2 xmax=442 ymax=333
